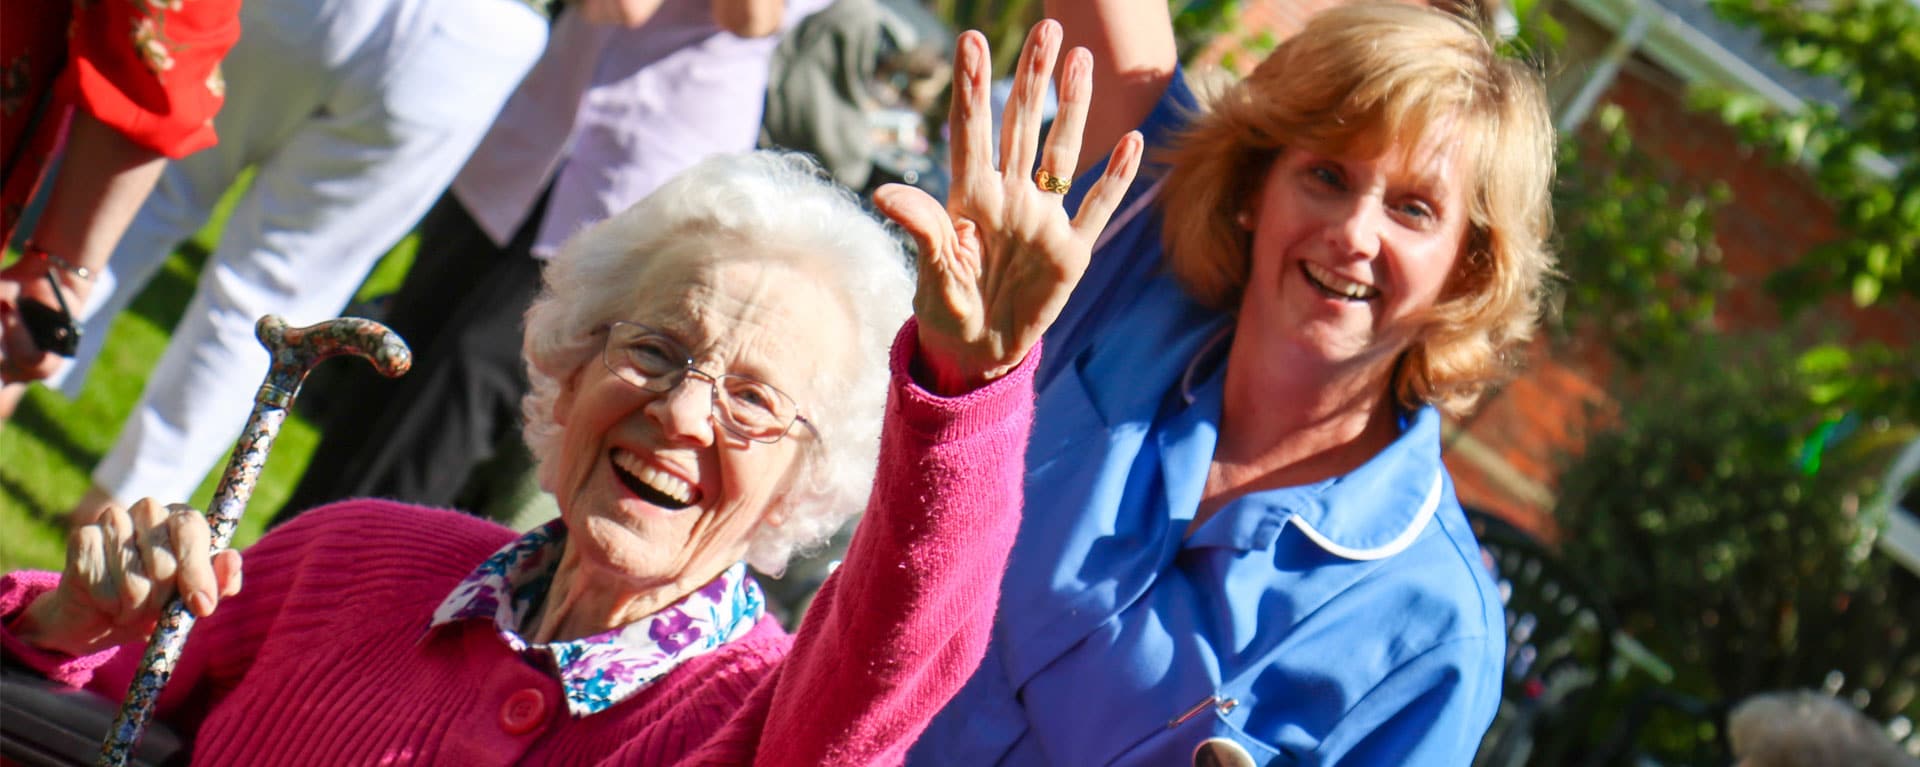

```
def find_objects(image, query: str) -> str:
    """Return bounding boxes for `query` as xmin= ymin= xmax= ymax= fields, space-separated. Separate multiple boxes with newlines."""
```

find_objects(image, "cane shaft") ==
xmin=96 ymin=397 xmax=290 ymax=767
xmin=94 ymin=315 xmax=408 ymax=767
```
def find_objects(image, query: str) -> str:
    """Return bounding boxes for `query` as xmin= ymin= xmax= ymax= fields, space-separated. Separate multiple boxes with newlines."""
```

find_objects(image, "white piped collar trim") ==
xmin=1288 ymin=470 xmax=1444 ymax=560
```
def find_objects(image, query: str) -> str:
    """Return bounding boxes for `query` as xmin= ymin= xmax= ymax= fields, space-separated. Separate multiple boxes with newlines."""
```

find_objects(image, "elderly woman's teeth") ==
xmin=1303 ymin=262 xmax=1379 ymax=301
xmin=610 ymin=449 xmax=696 ymax=508
xmin=636 ymin=465 xmax=692 ymax=504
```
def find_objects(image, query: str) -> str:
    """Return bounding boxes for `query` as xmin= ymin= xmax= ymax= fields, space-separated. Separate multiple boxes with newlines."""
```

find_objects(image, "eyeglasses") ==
xmin=599 ymin=321 xmax=814 ymax=443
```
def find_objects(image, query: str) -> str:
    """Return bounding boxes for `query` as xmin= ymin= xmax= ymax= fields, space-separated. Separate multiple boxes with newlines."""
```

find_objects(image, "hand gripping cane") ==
xmin=97 ymin=315 xmax=411 ymax=767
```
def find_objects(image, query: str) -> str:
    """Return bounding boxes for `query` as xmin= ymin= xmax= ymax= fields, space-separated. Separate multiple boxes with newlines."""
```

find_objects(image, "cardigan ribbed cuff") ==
xmin=0 ymin=570 xmax=121 ymax=686
xmin=888 ymin=318 xmax=1041 ymax=444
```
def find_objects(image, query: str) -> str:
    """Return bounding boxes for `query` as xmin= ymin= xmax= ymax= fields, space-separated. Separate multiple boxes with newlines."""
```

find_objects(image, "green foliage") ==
xmin=1171 ymin=0 xmax=1241 ymax=63
xmin=1541 ymin=2 xmax=1920 ymax=755
xmin=1500 ymin=0 xmax=1567 ymax=61
xmin=932 ymin=0 xmax=1042 ymax=74
xmin=1553 ymin=334 xmax=1920 ymax=738
xmin=1214 ymin=27 xmax=1278 ymax=74
xmin=1696 ymin=0 xmax=1920 ymax=312
xmin=0 ymin=186 xmax=418 ymax=572
xmin=1795 ymin=341 xmax=1920 ymax=427
xmin=1552 ymin=104 xmax=1731 ymax=368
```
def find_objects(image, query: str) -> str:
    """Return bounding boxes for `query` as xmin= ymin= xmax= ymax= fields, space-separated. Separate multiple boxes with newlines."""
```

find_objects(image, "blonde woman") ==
xmin=899 ymin=4 xmax=1556 ymax=764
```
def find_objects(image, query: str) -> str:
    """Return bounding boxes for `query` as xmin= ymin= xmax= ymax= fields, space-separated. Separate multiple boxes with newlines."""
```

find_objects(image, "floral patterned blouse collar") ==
xmin=430 ymin=520 xmax=765 ymax=718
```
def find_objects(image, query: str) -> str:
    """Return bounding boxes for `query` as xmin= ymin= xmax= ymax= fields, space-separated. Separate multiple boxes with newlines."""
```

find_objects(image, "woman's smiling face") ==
xmin=548 ymin=249 xmax=854 ymax=591
xmin=1239 ymin=132 xmax=1474 ymax=378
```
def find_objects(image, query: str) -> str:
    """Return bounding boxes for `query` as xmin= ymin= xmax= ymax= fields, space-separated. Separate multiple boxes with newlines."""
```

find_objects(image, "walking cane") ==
xmin=96 ymin=315 xmax=411 ymax=767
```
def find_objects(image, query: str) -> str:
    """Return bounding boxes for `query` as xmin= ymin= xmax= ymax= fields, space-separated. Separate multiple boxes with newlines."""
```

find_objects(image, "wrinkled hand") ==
xmin=0 ymin=257 xmax=84 ymax=384
xmin=874 ymin=20 xmax=1142 ymax=395
xmin=17 ymin=499 xmax=242 ymax=657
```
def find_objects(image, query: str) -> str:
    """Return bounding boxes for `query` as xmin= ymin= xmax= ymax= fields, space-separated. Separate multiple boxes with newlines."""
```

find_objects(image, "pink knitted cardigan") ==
xmin=0 ymin=325 xmax=1034 ymax=766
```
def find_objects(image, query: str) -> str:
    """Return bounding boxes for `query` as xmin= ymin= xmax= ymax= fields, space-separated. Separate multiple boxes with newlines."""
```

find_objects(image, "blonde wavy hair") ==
xmin=1160 ymin=2 xmax=1556 ymax=416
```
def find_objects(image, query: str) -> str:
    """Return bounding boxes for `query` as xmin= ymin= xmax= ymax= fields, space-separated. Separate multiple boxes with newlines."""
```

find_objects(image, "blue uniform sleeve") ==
xmin=1039 ymin=70 xmax=1201 ymax=387
xmin=1309 ymin=636 xmax=1504 ymax=766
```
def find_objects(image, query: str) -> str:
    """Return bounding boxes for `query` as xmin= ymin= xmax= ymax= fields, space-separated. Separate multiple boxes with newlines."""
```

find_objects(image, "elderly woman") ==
xmin=0 ymin=128 xmax=1141 ymax=762
xmin=891 ymin=5 xmax=1555 ymax=765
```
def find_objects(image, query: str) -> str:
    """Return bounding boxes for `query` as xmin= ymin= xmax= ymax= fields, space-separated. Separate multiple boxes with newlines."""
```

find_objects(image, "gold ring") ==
xmin=1034 ymin=168 xmax=1071 ymax=195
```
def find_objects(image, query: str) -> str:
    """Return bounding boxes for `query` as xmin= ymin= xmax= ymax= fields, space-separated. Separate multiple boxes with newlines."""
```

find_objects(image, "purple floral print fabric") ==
xmin=430 ymin=520 xmax=765 ymax=717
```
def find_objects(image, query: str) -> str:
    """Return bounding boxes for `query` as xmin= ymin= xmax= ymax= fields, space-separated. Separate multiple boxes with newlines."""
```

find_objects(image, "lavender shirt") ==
xmin=450 ymin=0 xmax=828 ymax=258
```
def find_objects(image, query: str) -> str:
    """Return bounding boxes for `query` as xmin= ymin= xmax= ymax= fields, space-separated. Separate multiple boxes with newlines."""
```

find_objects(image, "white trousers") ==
xmin=59 ymin=0 xmax=547 ymax=503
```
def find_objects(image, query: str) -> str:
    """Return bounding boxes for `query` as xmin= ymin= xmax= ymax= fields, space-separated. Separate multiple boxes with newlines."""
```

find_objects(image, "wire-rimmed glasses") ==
xmin=599 ymin=321 xmax=813 ymax=443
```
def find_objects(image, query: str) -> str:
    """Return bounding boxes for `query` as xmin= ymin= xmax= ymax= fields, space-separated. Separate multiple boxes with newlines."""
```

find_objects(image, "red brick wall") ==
xmin=1449 ymin=62 xmax=1920 ymax=533
xmin=1194 ymin=0 xmax=1350 ymax=73
xmin=1601 ymin=67 xmax=1920 ymax=344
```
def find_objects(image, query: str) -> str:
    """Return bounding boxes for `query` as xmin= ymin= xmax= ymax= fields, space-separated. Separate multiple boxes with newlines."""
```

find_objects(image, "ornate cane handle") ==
xmin=98 ymin=315 xmax=411 ymax=766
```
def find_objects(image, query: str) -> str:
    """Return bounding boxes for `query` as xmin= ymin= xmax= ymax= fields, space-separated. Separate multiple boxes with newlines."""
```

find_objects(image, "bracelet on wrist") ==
xmin=24 ymin=243 xmax=97 ymax=283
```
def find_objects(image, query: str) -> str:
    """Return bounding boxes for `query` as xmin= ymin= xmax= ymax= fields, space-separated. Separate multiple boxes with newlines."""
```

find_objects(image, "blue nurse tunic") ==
xmin=908 ymin=72 xmax=1505 ymax=766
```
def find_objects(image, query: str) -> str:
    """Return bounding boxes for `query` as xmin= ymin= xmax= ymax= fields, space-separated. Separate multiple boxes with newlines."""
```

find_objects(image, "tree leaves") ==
xmin=1552 ymin=104 xmax=1729 ymax=367
xmin=1554 ymin=334 xmax=1920 ymax=728
xmin=1701 ymin=0 xmax=1919 ymax=312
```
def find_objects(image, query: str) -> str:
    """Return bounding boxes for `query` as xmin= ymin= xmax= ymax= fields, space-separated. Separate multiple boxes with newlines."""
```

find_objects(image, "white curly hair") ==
xmin=1729 ymin=690 xmax=1918 ymax=767
xmin=520 ymin=151 xmax=914 ymax=575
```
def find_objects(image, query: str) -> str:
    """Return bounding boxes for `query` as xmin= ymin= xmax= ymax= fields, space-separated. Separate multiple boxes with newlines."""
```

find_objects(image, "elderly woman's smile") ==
xmin=609 ymin=447 xmax=699 ymax=509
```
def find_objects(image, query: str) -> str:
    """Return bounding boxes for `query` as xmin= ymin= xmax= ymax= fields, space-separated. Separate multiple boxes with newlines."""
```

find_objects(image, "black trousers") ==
xmin=274 ymin=192 xmax=547 ymax=525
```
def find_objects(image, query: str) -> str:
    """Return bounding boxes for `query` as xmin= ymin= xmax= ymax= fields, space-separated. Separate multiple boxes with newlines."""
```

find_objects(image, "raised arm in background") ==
xmin=714 ymin=0 xmax=786 ymax=37
xmin=577 ymin=0 xmax=781 ymax=37
xmin=0 ymin=0 xmax=238 ymax=400
xmin=1043 ymin=0 xmax=1175 ymax=176
xmin=0 ymin=111 xmax=167 ymax=388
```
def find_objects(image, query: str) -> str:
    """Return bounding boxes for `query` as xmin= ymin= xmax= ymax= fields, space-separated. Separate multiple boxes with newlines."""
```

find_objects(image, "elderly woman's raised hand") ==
xmin=16 ymin=498 xmax=242 ymax=656
xmin=874 ymin=20 xmax=1143 ymax=395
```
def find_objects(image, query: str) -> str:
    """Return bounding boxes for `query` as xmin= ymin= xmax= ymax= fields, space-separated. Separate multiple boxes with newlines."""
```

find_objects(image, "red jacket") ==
xmin=1 ymin=0 xmax=240 ymax=241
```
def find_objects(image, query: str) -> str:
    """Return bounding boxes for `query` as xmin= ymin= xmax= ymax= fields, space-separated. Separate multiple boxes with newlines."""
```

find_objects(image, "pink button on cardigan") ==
xmin=1 ymin=322 xmax=1036 ymax=766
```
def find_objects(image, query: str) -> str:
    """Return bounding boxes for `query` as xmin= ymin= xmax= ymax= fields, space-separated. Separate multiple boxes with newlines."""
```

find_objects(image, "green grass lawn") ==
xmin=0 ymin=181 xmax=416 ymax=572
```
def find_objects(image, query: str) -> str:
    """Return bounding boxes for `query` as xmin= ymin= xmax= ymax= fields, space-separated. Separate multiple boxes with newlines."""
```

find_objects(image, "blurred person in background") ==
xmin=52 ymin=0 xmax=548 ymax=523
xmin=759 ymin=0 xmax=953 ymax=197
xmin=0 ymin=0 xmax=240 ymax=403
xmin=1729 ymin=690 xmax=1919 ymax=767
xmin=760 ymin=0 xmax=886 ymax=191
xmin=275 ymin=0 xmax=822 ymax=531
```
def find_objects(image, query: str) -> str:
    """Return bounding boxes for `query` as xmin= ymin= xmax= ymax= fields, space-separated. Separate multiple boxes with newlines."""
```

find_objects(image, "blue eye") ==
xmin=1308 ymin=166 xmax=1343 ymax=188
